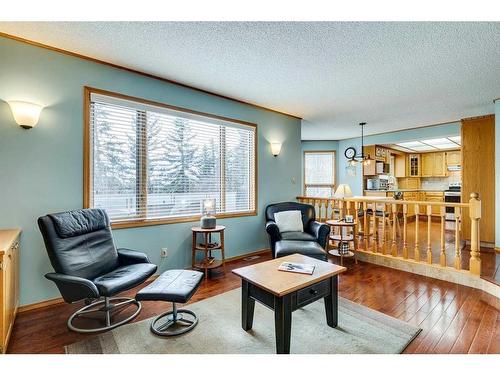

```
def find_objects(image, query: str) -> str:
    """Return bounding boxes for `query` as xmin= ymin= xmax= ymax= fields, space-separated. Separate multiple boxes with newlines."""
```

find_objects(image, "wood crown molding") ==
xmin=0 ymin=32 xmax=302 ymax=120
xmin=461 ymin=114 xmax=495 ymax=122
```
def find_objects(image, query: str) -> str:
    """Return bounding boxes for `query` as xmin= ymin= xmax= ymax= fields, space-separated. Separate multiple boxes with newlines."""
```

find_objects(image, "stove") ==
xmin=444 ymin=182 xmax=461 ymax=220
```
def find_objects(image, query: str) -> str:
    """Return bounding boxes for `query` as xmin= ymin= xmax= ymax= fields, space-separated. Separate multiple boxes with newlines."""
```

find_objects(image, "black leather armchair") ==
xmin=265 ymin=202 xmax=330 ymax=260
xmin=38 ymin=208 xmax=157 ymax=333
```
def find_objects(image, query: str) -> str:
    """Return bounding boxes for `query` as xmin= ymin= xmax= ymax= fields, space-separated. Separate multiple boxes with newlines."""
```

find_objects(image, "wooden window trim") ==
xmin=83 ymin=86 xmax=258 ymax=229
xmin=303 ymin=150 xmax=336 ymax=196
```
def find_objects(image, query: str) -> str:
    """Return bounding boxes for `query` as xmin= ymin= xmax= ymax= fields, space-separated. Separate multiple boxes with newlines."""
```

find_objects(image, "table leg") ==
xmin=220 ymin=230 xmax=226 ymax=274
xmin=241 ymin=280 xmax=255 ymax=331
xmin=324 ymin=275 xmax=338 ymax=328
xmin=354 ymin=224 xmax=359 ymax=264
xmin=340 ymin=227 xmax=344 ymax=266
xmin=191 ymin=232 xmax=196 ymax=268
xmin=204 ymin=233 xmax=209 ymax=281
xmin=274 ymin=294 xmax=292 ymax=354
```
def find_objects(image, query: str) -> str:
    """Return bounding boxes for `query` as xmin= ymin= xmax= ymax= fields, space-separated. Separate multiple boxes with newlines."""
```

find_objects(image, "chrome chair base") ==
xmin=68 ymin=297 xmax=141 ymax=333
xmin=150 ymin=303 xmax=198 ymax=336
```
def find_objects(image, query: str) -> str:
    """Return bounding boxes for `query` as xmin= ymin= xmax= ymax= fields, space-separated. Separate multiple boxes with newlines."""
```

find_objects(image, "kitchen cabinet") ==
xmin=421 ymin=152 xmax=447 ymax=177
xmin=394 ymin=154 xmax=406 ymax=177
xmin=421 ymin=153 xmax=434 ymax=177
xmin=446 ymin=151 xmax=461 ymax=166
xmin=363 ymin=159 xmax=376 ymax=176
xmin=0 ymin=229 xmax=20 ymax=354
xmin=403 ymin=192 xmax=419 ymax=216
xmin=406 ymin=154 xmax=421 ymax=177
xmin=434 ymin=153 xmax=446 ymax=176
xmin=364 ymin=145 xmax=390 ymax=162
xmin=423 ymin=192 xmax=445 ymax=215
xmin=399 ymin=177 xmax=420 ymax=190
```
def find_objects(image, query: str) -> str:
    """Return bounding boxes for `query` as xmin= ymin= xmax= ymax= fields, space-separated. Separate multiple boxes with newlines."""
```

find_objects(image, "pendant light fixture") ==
xmin=347 ymin=122 xmax=373 ymax=166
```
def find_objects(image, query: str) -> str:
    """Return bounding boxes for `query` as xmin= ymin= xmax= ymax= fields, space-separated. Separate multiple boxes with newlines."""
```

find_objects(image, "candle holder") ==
xmin=200 ymin=198 xmax=216 ymax=229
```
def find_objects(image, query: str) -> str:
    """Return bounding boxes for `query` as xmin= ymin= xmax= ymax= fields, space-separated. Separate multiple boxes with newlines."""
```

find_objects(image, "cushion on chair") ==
xmin=273 ymin=210 xmax=304 ymax=233
xmin=265 ymin=202 xmax=316 ymax=228
xmin=93 ymin=263 xmax=157 ymax=296
xmin=135 ymin=270 xmax=203 ymax=304
xmin=49 ymin=209 xmax=109 ymax=238
xmin=280 ymin=231 xmax=316 ymax=241
xmin=275 ymin=240 xmax=327 ymax=261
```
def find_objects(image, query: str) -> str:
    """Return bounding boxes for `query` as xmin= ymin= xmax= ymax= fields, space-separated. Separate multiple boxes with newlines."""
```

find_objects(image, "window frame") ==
xmin=303 ymin=150 xmax=336 ymax=197
xmin=83 ymin=86 xmax=258 ymax=229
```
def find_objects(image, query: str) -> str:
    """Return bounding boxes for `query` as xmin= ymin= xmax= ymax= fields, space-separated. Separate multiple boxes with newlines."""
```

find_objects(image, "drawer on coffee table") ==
xmin=295 ymin=279 xmax=330 ymax=308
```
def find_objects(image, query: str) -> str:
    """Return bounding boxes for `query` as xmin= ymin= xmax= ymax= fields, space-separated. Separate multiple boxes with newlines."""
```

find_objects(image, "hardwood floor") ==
xmin=7 ymin=252 xmax=499 ymax=354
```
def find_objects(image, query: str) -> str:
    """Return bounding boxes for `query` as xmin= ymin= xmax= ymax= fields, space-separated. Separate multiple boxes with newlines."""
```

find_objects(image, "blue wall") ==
xmin=496 ymin=101 xmax=500 ymax=247
xmin=0 ymin=37 xmax=302 ymax=305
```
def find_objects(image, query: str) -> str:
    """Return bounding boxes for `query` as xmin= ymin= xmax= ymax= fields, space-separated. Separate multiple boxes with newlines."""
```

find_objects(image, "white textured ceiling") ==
xmin=1 ymin=22 xmax=499 ymax=139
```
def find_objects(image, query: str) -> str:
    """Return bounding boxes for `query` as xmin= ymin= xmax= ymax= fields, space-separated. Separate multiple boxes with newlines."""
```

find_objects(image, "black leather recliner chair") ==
xmin=265 ymin=202 xmax=330 ymax=261
xmin=38 ymin=208 xmax=157 ymax=333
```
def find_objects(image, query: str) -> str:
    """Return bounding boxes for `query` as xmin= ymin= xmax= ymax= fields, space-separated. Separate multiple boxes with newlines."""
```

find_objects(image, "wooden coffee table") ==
xmin=232 ymin=254 xmax=346 ymax=354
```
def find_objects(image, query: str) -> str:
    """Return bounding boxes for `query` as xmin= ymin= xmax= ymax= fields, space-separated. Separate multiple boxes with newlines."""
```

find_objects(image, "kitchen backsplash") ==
xmin=420 ymin=177 xmax=450 ymax=190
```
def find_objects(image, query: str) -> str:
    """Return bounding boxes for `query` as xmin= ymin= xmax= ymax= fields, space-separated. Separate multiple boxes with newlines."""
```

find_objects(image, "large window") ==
xmin=304 ymin=151 xmax=335 ymax=197
xmin=84 ymin=88 xmax=257 ymax=227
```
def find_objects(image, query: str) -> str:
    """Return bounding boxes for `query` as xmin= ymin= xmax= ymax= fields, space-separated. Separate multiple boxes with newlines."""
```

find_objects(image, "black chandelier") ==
xmin=348 ymin=122 xmax=374 ymax=167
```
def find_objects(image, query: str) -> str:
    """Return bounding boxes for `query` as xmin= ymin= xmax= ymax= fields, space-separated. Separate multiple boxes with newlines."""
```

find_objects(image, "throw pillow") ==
xmin=274 ymin=210 xmax=304 ymax=233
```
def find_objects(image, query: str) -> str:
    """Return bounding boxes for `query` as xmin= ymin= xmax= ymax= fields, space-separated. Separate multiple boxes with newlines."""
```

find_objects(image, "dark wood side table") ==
xmin=232 ymin=254 xmax=346 ymax=354
xmin=191 ymin=225 xmax=226 ymax=281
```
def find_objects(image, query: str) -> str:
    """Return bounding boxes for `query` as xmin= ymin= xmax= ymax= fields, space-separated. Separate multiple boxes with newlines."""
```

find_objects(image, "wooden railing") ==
xmin=296 ymin=193 xmax=482 ymax=275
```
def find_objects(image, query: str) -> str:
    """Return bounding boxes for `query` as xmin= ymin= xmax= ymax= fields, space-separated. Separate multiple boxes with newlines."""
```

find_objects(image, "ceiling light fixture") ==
xmin=348 ymin=122 xmax=373 ymax=166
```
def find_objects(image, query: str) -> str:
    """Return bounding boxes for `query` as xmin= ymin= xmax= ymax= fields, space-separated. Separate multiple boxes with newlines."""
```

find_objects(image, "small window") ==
xmin=84 ymin=88 xmax=257 ymax=227
xmin=304 ymin=151 xmax=335 ymax=197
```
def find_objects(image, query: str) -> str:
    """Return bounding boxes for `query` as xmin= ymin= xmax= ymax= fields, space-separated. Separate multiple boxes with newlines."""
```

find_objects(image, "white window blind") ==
xmin=304 ymin=151 xmax=335 ymax=197
xmin=88 ymin=92 xmax=256 ymax=224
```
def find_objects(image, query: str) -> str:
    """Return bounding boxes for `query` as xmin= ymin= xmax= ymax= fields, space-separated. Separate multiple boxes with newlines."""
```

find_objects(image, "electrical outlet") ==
xmin=160 ymin=248 xmax=168 ymax=258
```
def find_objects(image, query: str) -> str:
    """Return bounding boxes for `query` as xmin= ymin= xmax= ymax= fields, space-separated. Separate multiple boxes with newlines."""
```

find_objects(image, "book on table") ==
xmin=278 ymin=262 xmax=315 ymax=275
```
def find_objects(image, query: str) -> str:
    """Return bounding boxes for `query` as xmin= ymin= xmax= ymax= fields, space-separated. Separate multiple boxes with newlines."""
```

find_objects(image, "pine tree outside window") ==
xmin=84 ymin=88 xmax=257 ymax=227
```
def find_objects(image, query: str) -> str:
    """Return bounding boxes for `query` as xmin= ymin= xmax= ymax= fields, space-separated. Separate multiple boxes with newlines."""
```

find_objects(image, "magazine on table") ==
xmin=278 ymin=262 xmax=315 ymax=275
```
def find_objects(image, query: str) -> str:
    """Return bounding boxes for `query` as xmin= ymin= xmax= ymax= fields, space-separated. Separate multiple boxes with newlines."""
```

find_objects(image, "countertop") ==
xmin=0 ymin=228 xmax=21 ymax=255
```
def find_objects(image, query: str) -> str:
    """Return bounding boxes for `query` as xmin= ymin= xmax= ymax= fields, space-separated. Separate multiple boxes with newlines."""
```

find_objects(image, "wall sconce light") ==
xmin=7 ymin=101 xmax=43 ymax=129
xmin=270 ymin=142 xmax=282 ymax=157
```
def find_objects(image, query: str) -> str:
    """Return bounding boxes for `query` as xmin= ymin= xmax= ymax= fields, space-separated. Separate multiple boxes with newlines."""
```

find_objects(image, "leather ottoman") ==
xmin=136 ymin=269 xmax=203 ymax=336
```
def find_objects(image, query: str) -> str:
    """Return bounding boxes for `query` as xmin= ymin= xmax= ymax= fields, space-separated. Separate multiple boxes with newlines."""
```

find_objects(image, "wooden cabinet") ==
xmin=363 ymin=159 xmax=376 ymax=176
xmin=434 ymin=153 xmax=446 ymax=176
xmin=421 ymin=152 xmax=447 ymax=177
xmin=394 ymin=154 xmax=406 ymax=177
xmin=402 ymin=191 xmax=445 ymax=216
xmin=421 ymin=153 xmax=434 ymax=177
xmin=399 ymin=177 xmax=420 ymax=190
xmin=446 ymin=151 xmax=461 ymax=166
xmin=423 ymin=192 xmax=445 ymax=215
xmin=403 ymin=192 xmax=419 ymax=216
xmin=363 ymin=145 xmax=390 ymax=175
xmin=0 ymin=229 xmax=21 ymax=354
xmin=406 ymin=154 xmax=421 ymax=176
